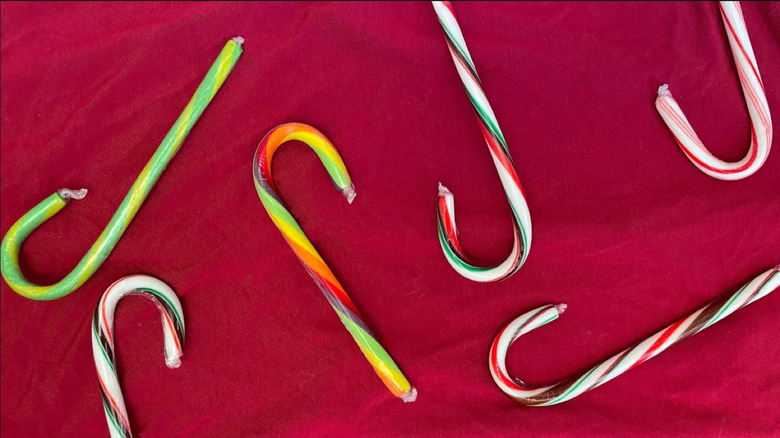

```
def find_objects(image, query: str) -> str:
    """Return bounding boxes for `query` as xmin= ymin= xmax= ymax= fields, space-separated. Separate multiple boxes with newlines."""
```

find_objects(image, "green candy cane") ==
xmin=1 ymin=37 xmax=244 ymax=300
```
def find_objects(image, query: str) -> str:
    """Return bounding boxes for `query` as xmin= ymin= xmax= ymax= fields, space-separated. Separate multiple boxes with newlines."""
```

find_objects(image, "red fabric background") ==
xmin=1 ymin=2 xmax=779 ymax=437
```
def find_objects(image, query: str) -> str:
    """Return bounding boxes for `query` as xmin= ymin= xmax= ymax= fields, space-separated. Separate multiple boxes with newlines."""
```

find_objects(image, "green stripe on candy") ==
xmin=308 ymin=149 xmax=352 ymax=191
xmin=436 ymin=221 xmax=492 ymax=274
xmin=507 ymin=202 xmax=529 ymax=265
xmin=438 ymin=18 xmax=477 ymax=75
xmin=102 ymin=397 xmax=125 ymax=437
xmin=547 ymin=365 xmax=600 ymax=406
xmin=93 ymin=322 xmax=116 ymax=373
xmin=255 ymin=182 xmax=309 ymax=240
xmin=704 ymin=283 xmax=749 ymax=330
xmin=437 ymin=202 xmax=528 ymax=274
xmin=463 ymin=85 xmax=508 ymax=152
xmin=704 ymin=271 xmax=778 ymax=330
xmin=135 ymin=287 xmax=186 ymax=338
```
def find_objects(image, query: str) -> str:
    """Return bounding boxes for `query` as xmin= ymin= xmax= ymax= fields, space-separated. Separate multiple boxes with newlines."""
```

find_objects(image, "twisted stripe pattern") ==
xmin=253 ymin=123 xmax=416 ymax=402
xmin=656 ymin=2 xmax=772 ymax=180
xmin=490 ymin=266 xmax=779 ymax=406
xmin=92 ymin=275 xmax=185 ymax=438
xmin=1 ymin=37 xmax=244 ymax=300
xmin=432 ymin=1 xmax=532 ymax=282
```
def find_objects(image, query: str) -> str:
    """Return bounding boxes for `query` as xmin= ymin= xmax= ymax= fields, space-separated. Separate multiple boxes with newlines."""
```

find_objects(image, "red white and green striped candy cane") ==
xmin=490 ymin=266 xmax=779 ymax=406
xmin=92 ymin=275 xmax=185 ymax=438
xmin=656 ymin=1 xmax=772 ymax=180
xmin=432 ymin=1 xmax=532 ymax=282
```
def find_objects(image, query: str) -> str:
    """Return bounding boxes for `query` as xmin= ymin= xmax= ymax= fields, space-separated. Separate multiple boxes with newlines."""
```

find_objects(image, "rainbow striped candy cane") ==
xmin=490 ymin=266 xmax=779 ymax=406
xmin=253 ymin=123 xmax=416 ymax=402
xmin=656 ymin=1 xmax=772 ymax=180
xmin=432 ymin=1 xmax=532 ymax=282
xmin=92 ymin=275 xmax=185 ymax=438
xmin=0 ymin=37 xmax=244 ymax=300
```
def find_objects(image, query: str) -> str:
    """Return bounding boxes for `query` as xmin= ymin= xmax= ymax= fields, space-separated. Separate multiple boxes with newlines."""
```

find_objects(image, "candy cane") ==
xmin=0 ymin=37 xmax=243 ymax=300
xmin=92 ymin=275 xmax=185 ymax=438
xmin=253 ymin=123 xmax=416 ymax=402
xmin=432 ymin=1 xmax=532 ymax=282
xmin=490 ymin=266 xmax=779 ymax=406
xmin=656 ymin=1 xmax=772 ymax=180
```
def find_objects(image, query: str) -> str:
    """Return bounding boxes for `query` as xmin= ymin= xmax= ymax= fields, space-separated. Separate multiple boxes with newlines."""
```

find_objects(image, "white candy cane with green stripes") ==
xmin=490 ymin=266 xmax=779 ymax=406
xmin=433 ymin=1 xmax=532 ymax=282
xmin=92 ymin=275 xmax=185 ymax=438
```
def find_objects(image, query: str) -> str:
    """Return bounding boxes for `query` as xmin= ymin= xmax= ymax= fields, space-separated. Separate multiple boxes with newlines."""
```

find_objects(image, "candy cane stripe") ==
xmin=91 ymin=275 xmax=185 ymax=437
xmin=491 ymin=267 xmax=779 ymax=405
xmin=433 ymin=1 xmax=532 ymax=282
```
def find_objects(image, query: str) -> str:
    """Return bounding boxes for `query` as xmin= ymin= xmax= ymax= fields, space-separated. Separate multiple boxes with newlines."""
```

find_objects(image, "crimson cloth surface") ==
xmin=1 ymin=2 xmax=778 ymax=437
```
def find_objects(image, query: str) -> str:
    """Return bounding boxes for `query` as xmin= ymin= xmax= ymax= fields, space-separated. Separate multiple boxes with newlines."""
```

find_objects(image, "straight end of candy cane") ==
xmin=57 ymin=188 xmax=88 ymax=201
xmin=437 ymin=182 xmax=452 ymax=197
xmin=554 ymin=303 xmax=567 ymax=315
xmin=231 ymin=36 xmax=245 ymax=47
xmin=165 ymin=354 xmax=182 ymax=369
xmin=343 ymin=184 xmax=357 ymax=204
xmin=657 ymin=84 xmax=672 ymax=98
xmin=437 ymin=182 xmax=458 ymax=236
xmin=400 ymin=387 xmax=418 ymax=403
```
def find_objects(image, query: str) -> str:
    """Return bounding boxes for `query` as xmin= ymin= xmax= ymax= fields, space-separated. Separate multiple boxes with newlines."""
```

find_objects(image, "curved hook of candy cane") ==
xmin=0 ymin=37 xmax=244 ymax=301
xmin=91 ymin=275 xmax=185 ymax=438
xmin=490 ymin=266 xmax=779 ymax=406
xmin=252 ymin=123 xmax=416 ymax=403
xmin=432 ymin=1 xmax=532 ymax=282
xmin=655 ymin=2 xmax=772 ymax=180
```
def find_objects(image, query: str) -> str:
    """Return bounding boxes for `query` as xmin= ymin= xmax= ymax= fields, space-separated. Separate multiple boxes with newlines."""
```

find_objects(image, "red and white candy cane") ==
xmin=656 ymin=1 xmax=772 ymax=180
xmin=432 ymin=1 xmax=532 ymax=282
xmin=490 ymin=266 xmax=778 ymax=406
xmin=91 ymin=275 xmax=185 ymax=438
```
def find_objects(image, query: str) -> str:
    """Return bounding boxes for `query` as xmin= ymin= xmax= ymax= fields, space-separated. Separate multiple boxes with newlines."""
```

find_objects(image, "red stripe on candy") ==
xmin=631 ymin=318 xmax=687 ymax=369
xmin=96 ymin=368 xmax=131 ymax=433
xmin=720 ymin=3 xmax=765 ymax=94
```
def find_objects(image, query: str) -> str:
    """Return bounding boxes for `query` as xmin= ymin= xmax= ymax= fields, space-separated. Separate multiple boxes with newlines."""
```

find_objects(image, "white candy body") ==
xmin=655 ymin=2 xmax=772 ymax=180
xmin=91 ymin=275 xmax=185 ymax=438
